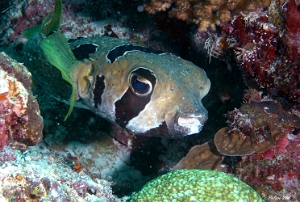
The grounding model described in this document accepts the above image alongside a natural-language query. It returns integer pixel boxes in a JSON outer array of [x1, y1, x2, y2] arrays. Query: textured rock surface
[[0, 142, 126, 201], [0, 52, 43, 151]]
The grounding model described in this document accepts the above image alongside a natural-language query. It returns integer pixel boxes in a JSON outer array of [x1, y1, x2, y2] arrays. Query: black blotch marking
[[94, 75, 105, 109], [115, 68, 156, 127], [72, 44, 98, 60], [107, 44, 164, 63]]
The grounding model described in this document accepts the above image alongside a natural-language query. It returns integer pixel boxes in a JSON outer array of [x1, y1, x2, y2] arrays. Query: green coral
[[131, 169, 263, 202]]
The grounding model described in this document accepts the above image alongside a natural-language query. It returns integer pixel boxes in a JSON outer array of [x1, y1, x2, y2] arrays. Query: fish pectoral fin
[[40, 31, 78, 120]]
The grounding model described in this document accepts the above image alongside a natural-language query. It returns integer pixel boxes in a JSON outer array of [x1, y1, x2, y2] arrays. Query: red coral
[[228, 13, 278, 86], [237, 133, 300, 200], [222, 9, 300, 108], [0, 121, 9, 150], [284, 0, 300, 34]]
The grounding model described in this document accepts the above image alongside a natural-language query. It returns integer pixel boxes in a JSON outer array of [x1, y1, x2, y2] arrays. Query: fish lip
[[176, 113, 208, 135]]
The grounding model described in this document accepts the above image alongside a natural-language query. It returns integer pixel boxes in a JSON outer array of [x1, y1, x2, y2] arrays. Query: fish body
[[22, 0, 210, 138]]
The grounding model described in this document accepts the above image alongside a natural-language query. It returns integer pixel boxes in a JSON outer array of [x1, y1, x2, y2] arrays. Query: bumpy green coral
[[131, 169, 263, 202]]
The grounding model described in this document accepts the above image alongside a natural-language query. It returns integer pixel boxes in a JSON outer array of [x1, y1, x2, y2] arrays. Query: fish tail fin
[[40, 31, 77, 121]]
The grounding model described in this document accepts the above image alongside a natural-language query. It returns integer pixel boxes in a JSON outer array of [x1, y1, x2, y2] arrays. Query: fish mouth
[[176, 113, 208, 135]]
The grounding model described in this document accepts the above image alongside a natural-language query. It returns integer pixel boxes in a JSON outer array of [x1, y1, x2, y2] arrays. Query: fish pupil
[[131, 75, 149, 94]]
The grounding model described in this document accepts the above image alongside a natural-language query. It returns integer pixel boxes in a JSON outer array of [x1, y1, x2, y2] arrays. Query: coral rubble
[[0, 0, 54, 44], [0, 52, 43, 151]]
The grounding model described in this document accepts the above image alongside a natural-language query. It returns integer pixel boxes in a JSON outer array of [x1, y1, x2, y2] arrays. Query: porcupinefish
[[22, 0, 210, 138]]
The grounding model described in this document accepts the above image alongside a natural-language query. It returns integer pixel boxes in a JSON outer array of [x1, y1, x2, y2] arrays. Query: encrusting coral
[[172, 142, 223, 170], [220, 1, 300, 109], [144, 0, 272, 31], [236, 132, 300, 200], [214, 101, 300, 156]]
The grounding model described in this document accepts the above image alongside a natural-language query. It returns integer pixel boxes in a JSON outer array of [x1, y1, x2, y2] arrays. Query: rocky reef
[[166, 0, 300, 200], [144, 0, 273, 32], [0, 0, 300, 201], [0, 142, 126, 201], [0, 52, 43, 151]]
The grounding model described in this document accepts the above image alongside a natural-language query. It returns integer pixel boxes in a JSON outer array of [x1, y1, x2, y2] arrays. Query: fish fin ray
[[41, 31, 77, 120]]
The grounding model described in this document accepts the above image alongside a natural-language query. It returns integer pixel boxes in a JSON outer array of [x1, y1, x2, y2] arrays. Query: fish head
[[124, 53, 210, 138], [76, 46, 211, 138]]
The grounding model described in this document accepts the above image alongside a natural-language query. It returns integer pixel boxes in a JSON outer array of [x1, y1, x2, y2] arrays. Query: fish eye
[[129, 73, 152, 96]]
